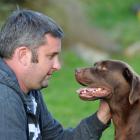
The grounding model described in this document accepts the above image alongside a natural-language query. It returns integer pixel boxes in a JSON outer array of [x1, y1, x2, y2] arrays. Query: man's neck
[[4, 58, 29, 94]]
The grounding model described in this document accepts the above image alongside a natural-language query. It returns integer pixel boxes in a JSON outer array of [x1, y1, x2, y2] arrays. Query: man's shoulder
[[0, 83, 22, 102]]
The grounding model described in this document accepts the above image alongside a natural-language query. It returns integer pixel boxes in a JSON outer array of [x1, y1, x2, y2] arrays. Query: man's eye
[[48, 55, 54, 60]]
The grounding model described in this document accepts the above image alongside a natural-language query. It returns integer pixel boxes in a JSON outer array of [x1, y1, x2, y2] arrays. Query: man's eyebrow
[[52, 52, 60, 55], [47, 52, 59, 56], [54, 52, 59, 54]]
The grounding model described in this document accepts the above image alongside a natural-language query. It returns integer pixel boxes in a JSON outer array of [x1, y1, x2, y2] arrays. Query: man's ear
[[15, 47, 31, 66], [123, 67, 140, 105]]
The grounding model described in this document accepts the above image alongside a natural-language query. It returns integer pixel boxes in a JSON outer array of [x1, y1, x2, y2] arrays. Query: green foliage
[[112, 54, 140, 74], [82, 0, 140, 48], [83, 0, 139, 28]]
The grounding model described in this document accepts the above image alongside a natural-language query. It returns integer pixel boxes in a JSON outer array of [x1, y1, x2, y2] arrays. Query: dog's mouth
[[76, 86, 111, 101]]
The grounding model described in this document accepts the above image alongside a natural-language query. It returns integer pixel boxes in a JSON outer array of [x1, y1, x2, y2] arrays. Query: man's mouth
[[47, 72, 53, 78]]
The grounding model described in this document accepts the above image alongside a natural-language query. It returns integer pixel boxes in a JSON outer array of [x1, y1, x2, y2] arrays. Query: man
[[0, 9, 111, 140]]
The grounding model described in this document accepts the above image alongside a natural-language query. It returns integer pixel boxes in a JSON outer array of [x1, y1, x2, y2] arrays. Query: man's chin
[[35, 84, 48, 90], [41, 81, 49, 88], [42, 84, 49, 89]]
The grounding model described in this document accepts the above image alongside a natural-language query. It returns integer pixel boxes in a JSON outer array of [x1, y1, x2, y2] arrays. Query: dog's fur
[[75, 60, 140, 140]]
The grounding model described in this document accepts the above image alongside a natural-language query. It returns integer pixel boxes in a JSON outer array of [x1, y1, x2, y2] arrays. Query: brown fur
[[75, 60, 140, 140]]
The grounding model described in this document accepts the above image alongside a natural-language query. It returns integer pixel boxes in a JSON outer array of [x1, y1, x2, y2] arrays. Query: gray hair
[[0, 9, 64, 59]]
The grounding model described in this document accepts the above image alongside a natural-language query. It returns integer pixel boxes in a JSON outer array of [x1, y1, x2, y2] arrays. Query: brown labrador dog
[[75, 59, 140, 140]]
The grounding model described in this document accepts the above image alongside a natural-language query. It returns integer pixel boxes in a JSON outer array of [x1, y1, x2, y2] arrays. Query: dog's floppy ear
[[123, 67, 140, 105], [129, 76, 140, 104]]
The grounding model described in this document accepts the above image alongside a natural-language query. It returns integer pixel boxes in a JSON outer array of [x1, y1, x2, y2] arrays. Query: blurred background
[[1, 0, 140, 139]]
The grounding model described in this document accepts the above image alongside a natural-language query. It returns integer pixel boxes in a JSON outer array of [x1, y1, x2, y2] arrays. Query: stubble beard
[[40, 76, 50, 89]]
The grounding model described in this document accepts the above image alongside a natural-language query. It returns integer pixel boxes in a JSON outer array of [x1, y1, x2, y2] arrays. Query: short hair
[[0, 9, 64, 59]]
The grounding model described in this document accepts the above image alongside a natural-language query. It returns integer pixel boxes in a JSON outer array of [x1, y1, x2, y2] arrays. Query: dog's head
[[75, 60, 140, 105]]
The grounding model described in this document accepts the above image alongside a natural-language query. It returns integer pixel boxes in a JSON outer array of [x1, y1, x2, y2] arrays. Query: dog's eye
[[102, 66, 108, 71], [98, 65, 108, 71]]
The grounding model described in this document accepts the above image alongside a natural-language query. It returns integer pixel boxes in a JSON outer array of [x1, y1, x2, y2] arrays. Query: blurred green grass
[[42, 50, 98, 126], [42, 50, 115, 139]]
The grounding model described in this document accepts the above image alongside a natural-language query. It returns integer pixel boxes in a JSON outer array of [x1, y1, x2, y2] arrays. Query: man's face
[[25, 34, 61, 91]]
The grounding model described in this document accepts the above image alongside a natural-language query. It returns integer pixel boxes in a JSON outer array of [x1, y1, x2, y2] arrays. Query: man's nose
[[53, 58, 61, 71]]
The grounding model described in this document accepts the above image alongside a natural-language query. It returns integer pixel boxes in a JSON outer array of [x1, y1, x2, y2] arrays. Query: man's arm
[[0, 85, 27, 140], [39, 93, 111, 140], [97, 99, 111, 124]]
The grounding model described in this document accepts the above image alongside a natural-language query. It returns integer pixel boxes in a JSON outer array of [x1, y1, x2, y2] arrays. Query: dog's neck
[[109, 99, 140, 140]]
